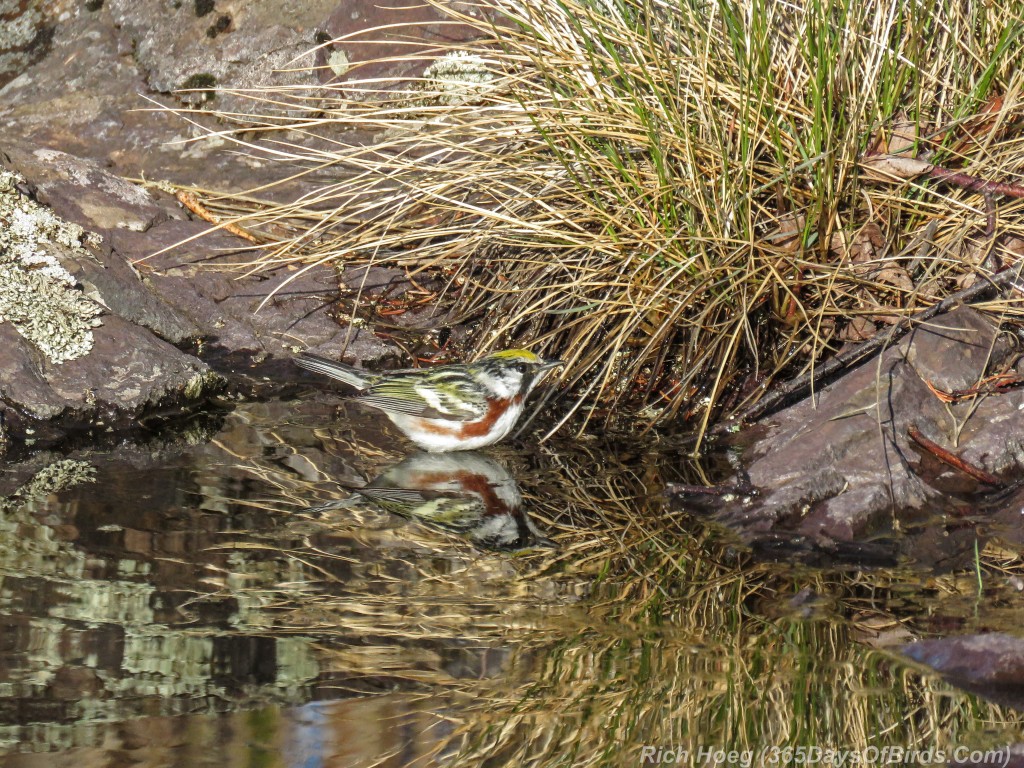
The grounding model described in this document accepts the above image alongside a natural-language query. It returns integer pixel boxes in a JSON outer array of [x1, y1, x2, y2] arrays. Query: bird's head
[[474, 349, 564, 399]]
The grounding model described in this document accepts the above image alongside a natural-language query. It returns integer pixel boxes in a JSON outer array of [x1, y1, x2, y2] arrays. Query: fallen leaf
[[859, 153, 934, 181]]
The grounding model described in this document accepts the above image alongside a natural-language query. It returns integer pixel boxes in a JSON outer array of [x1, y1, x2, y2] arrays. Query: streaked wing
[[358, 374, 487, 420], [354, 394, 436, 417], [358, 487, 429, 504]]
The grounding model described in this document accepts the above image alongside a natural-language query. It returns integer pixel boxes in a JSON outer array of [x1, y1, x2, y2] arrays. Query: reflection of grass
[[445, 529, 1024, 765], [205, 411, 1024, 764], [171, 0, 1024, 444]]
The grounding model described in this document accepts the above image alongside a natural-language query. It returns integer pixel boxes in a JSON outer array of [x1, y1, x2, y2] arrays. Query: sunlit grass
[[168, 0, 1024, 445]]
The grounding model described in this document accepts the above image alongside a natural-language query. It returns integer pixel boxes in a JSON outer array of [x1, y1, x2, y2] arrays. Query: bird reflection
[[352, 452, 554, 551]]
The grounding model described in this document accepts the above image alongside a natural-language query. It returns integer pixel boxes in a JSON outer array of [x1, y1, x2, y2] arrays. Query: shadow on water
[[0, 392, 1023, 765]]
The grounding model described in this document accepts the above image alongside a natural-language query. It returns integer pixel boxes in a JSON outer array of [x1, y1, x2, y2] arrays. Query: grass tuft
[[168, 0, 1024, 441]]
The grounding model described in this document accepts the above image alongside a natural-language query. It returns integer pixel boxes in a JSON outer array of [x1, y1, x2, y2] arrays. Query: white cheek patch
[[478, 371, 520, 399]]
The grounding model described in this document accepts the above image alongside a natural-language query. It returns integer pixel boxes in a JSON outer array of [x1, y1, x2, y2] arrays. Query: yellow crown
[[484, 349, 543, 363]]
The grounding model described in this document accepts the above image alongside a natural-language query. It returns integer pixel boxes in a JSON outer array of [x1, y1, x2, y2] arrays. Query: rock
[[0, 150, 218, 450], [0, 0, 339, 187], [0, 141, 404, 452], [106, 0, 333, 113], [316, 1, 508, 96], [0, 1, 52, 90], [682, 307, 1024, 557]]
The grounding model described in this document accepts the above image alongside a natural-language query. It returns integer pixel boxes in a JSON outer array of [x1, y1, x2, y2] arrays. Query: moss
[[180, 73, 217, 102], [194, 0, 215, 16], [206, 13, 231, 39], [84, 0, 104, 11], [181, 72, 216, 90], [0, 170, 104, 365]]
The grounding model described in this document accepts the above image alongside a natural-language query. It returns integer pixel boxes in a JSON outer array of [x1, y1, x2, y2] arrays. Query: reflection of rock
[[902, 633, 1024, 712], [0, 433, 323, 746], [355, 452, 554, 550]]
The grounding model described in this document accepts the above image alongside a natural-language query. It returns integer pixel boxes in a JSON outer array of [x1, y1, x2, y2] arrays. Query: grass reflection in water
[[0, 399, 1021, 765]]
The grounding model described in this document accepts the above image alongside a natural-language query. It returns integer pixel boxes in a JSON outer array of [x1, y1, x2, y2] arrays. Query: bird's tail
[[295, 353, 374, 390]]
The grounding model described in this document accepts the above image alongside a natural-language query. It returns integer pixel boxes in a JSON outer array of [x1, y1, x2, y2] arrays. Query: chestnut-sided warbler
[[295, 349, 564, 452]]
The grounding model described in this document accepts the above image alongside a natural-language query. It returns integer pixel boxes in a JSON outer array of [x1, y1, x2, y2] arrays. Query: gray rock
[[0, 138, 405, 452], [316, 0, 507, 96], [694, 307, 1023, 548], [0, 1, 52, 90], [0, 1, 338, 187], [0, 148, 222, 450]]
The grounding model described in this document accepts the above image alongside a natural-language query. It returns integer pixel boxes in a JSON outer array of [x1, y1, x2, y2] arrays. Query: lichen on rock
[[422, 51, 497, 106], [7, 459, 96, 504], [0, 169, 105, 364]]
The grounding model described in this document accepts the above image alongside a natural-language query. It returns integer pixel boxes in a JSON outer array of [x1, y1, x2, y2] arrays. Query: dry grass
[[169, 0, 1024, 442]]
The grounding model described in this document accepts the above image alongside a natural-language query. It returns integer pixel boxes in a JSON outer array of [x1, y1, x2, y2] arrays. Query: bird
[[294, 348, 564, 452]]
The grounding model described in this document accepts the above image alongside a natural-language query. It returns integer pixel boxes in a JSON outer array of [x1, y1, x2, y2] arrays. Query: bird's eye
[[512, 362, 529, 374]]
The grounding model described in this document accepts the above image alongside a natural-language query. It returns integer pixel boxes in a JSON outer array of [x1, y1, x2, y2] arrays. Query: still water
[[0, 392, 1022, 766]]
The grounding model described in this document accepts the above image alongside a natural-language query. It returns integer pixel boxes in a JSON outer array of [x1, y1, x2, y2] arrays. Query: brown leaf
[[886, 118, 922, 157], [859, 153, 933, 181], [770, 212, 806, 253], [874, 264, 914, 293], [850, 222, 886, 265], [839, 316, 876, 342], [949, 93, 1006, 155]]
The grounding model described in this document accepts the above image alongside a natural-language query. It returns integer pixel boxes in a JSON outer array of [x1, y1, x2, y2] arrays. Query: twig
[[137, 178, 259, 243], [927, 166, 1024, 200], [907, 424, 1002, 487], [725, 264, 1022, 428]]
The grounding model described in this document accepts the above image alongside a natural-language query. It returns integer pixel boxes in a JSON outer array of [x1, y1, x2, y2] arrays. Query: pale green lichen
[[182, 369, 222, 401], [0, 459, 96, 514], [422, 51, 497, 106], [0, 169, 104, 364], [327, 48, 349, 78]]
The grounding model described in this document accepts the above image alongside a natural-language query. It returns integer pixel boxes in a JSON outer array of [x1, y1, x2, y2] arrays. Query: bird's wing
[[356, 376, 487, 420]]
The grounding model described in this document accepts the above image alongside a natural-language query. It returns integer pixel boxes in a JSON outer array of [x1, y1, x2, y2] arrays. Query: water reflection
[[0, 398, 1021, 765], [324, 451, 554, 551]]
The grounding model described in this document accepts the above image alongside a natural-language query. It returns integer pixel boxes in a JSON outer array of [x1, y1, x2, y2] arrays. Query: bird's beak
[[539, 359, 565, 373]]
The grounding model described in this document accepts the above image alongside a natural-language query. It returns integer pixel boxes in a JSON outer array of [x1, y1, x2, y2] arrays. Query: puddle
[[0, 394, 1022, 765]]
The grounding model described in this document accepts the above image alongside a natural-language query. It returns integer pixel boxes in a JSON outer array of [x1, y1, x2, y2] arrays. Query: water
[[0, 392, 1022, 766]]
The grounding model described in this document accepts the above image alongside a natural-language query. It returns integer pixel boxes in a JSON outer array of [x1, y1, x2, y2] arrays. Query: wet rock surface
[[0, 0, 481, 453], [0, 142, 400, 452], [677, 306, 1024, 559]]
